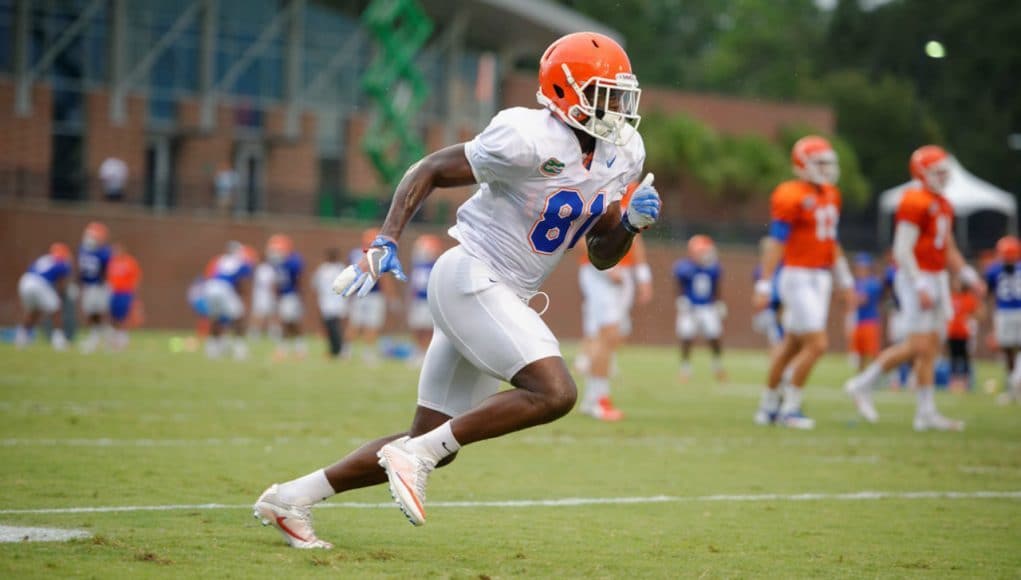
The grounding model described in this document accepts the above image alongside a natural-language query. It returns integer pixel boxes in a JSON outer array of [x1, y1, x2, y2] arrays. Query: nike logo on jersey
[[606, 155, 617, 168]]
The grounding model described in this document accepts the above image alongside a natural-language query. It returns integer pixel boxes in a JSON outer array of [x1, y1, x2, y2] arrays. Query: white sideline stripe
[[2, 490, 1019, 515]]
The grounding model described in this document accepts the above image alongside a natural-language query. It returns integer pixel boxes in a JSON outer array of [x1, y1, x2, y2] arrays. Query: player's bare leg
[[844, 339, 916, 422], [709, 338, 726, 382], [910, 333, 964, 431], [998, 347, 1020, 404], [16, 311, 41, 348], [755, 335, 801, 425], [580, 325, 623, 421], [678, 338, 694, 382], [775, 331, 827, 429]]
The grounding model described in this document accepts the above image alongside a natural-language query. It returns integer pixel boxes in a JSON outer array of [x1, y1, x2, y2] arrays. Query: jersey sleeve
[[464, 111, 538, 185], [770, 184, 801, 224], [986, 264, 999, 289], [895, 191, 928, 227]]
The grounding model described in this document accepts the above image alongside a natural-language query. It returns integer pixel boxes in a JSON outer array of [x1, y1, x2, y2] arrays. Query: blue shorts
[[110, 292, 134, 322]]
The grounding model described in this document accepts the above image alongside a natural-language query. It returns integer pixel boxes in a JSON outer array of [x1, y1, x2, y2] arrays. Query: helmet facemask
[[920, 159, 951, 195], [797, 150, 840, 186], [562, 65, 641, 146]]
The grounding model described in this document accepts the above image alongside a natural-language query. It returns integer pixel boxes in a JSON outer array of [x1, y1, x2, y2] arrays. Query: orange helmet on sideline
[[791, 136, 839, 186], [413, 234, 442, 262], [82, 221, 109, 249], [536, 32, 641, 145], [266, 234, 293, 262], [997, 236, 1021, 263], [49, 242, 71, 261], [910, 145, 952, 195], [688, 234, 717, 266]]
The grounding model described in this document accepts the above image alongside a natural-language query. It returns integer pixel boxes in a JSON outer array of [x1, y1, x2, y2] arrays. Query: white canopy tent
[[877, 157, 1018, 252]]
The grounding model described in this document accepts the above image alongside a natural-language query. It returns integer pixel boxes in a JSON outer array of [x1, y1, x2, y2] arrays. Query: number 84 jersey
[[771, 180, 842, 269], [452, 107, 645, 294]]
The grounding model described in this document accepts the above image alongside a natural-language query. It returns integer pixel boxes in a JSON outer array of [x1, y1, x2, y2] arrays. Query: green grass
[[1, 332, 1020, 578]]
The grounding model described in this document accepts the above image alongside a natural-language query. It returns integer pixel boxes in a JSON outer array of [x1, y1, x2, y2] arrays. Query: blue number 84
[[528, 189, 606, 254]]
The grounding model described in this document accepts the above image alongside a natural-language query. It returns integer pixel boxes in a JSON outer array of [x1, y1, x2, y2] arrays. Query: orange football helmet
[[266, 234, 293, 262], [910, 145, 951, 194], [688, 234, 717, 266], [413, 234, 442, 262], [792, 136, 839, 186], [536, 32, 641, 145], [49, 242, 71, 261], [997, 236, 1021, 263]]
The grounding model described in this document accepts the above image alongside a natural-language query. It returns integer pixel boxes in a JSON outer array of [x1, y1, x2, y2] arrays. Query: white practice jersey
[[313, 261, 347, 317], [453, 107, 645, 294], [253, 263, 276, 298]]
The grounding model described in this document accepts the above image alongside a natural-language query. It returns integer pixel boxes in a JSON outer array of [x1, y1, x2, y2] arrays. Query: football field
[[1, 333, 1020, 578]]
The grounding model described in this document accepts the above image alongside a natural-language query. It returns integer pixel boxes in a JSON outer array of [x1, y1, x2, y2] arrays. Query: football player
[[674, 234, 726, 382], [255, 32, 658, 546], [77, 222, 112, 353], [344, 228, 398, 363], [249, 255, 278, 341], [106, 243, 142, 351], [753, 136, 856, 429], [849, 253, 883, 371], [16, 243, 72, 350], [986, 236, 1021, 404], [202, 241, 254, 359], [267, 234, 306, 360], [844, 146, 984, 430], [407, 234, 442, 367], [576, 250, 627, 421], [313, 248, 348, 359]]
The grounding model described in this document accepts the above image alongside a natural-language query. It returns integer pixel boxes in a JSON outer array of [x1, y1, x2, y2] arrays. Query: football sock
[[760, 388, 781, 412], [916, 385, 936, 416], [584, 376, 610, 408], [278, 468, 335, 506], [858, 362, 883, 390], [408, 421, 461, 465], [779, 384, 804, 415]]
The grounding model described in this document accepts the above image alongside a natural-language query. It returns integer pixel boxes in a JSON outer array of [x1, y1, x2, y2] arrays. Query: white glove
[[333, 235, 407, 298], [622, 173, 660, 233]]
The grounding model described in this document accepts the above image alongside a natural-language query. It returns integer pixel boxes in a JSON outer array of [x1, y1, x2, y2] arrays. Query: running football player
[[255, 32, 658, 547]]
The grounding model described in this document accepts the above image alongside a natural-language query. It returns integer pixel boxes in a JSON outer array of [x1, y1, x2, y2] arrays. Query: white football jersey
[[453, 107, 645, 293]]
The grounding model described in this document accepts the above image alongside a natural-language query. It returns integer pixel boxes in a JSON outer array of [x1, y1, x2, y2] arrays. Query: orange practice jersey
[[108, 254, 142, 293], [947, 290, 978, 340], [895, 187, 953, 272], [771, 180, 842, 269]]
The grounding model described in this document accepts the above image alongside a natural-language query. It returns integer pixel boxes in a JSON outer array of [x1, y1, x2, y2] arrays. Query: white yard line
[[1, 490, 1019, 515], [0, 525, 91, 543]]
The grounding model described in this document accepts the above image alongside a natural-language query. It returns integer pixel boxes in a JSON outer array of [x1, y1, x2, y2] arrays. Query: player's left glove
[[332, 235, 407, 298], [622, 173, 660, 233]]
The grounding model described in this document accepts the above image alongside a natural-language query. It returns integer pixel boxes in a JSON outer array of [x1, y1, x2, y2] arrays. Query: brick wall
[[175, 98, 234, 209], [84, 89, 147, 202], [0, 204, 852, 351], [0, 78, 52, 199], [265, 108, 318, 214]]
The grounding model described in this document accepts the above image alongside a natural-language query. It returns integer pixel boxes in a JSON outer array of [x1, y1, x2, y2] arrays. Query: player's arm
[[945, 235, 984, 297], [832, 245, 857, 311], [754, 236, 784, 310], [587, 174, 660, 270], [380, 145, 476, 242]]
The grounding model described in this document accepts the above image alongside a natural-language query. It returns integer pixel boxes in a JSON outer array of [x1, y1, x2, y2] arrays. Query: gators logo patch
[[540, 157, 565, 177]]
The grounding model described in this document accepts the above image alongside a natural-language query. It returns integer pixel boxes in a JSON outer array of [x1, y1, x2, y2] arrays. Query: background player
[[849, 253, 883, 371], [106, 243, 142, 351], [674, 234, 726, 382], [250, 255, 278, 341], [345, 228, 396, 363], [267, 234, 306, 361], [946, 275, 982, 391], [255, 31, 658, 546], [576, 251, 627, 421], [16, 243, 72, 350], [844, 146, 983, 430], [77, 221, 112, 353], [986, 236, 1021, 403], [313, 248, 347, 359], [753, 136, 856, 429], [202, 241, 253, 360], [407, 234, 441, 367]]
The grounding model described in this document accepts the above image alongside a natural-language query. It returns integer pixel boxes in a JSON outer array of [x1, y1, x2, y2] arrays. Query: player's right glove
[[622, 173, 660, 233], [332, 235, 407, 298]]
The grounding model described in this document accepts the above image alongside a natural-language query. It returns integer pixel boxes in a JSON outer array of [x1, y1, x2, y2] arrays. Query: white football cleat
[[377, 436, 434, 526], [253, 484, 333, 549], [913, 412, 965, 432], [844, 379, 879, 423], [778, 411, 815, 430]]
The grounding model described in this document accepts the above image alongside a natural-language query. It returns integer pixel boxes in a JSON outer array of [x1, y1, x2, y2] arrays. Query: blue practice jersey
[[29, 254, 71, 286], [409, 259, 435, 300], [855, 276, 883, 323], [273, 253, 303, 295], [212, 254, 253, 288], [986, 261, 1021, 310], [674, 259, 720, 306], [349, 248, 381, 294], [78, 245, 111, 285]]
